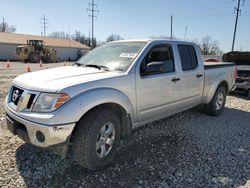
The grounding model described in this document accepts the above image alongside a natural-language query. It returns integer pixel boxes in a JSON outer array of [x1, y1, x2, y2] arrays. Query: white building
[[0, 32, 90, 61]]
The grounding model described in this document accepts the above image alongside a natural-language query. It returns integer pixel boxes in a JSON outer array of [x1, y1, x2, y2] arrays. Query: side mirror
[[145, 62, 164, 74]]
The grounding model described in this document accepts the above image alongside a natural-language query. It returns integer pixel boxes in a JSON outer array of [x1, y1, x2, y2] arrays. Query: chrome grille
[[9, 86, 39, 112], [11, 86, 24, 105]]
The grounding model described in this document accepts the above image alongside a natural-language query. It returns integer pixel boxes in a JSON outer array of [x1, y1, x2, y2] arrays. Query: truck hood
[[13, 66, 122, 92]]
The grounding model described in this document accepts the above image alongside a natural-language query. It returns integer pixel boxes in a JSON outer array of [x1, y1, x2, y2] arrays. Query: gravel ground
[[0, 61, 249, 187]]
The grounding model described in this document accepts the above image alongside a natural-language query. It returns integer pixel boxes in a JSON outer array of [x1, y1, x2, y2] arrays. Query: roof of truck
[[111, 39, 197, 45]]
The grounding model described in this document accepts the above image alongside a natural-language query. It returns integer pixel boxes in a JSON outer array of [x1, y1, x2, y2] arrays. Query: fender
[[38, 87, 136, 125], [71, 87, 135, 123], [204, 78, 228, 104]]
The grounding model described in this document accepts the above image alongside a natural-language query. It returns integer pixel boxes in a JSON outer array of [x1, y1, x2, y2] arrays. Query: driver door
[[136, 43, 181, 123]]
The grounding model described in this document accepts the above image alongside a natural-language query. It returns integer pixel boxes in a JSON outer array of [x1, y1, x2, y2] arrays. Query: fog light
[[36, 131, 45, 143]]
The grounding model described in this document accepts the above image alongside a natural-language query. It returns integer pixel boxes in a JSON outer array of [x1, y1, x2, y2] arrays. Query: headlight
[[32, 93, 70, 112]]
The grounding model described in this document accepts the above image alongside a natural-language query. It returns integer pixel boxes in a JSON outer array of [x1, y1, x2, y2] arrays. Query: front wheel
[[204, 86, 227, 116], [29, 52, 40, 63], [72, 108, 121, 170]]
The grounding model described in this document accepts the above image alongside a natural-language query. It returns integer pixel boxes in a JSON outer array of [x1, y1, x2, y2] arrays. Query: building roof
[[0, 32, 90, 49]]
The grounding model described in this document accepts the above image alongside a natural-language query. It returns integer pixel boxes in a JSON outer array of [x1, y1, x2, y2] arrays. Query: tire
[[72, 107, 121, 170], [29, 52, 40, 63], [248, 90, 250, 100], [48, 54, 57, 63], [204, 86, 227, 116]]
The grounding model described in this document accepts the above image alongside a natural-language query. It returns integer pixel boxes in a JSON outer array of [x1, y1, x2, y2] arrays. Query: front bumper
[[5, 104, 75, 156]]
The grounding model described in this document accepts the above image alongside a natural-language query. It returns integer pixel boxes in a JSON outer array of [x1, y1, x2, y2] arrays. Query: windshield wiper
[[72, 62, 82, 66], [73, 63, 110, 71], [85, 64, 110, 71]]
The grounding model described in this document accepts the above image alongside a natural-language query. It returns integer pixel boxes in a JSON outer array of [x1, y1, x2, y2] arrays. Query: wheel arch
[[71, 102, 132, 143], [68, 88, 135, 142], [205, 80, 229, 104], [218, 80, 229, 94]]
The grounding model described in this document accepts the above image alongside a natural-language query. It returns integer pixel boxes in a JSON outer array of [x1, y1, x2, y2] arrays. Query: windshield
[[76, 42, 147, 71]]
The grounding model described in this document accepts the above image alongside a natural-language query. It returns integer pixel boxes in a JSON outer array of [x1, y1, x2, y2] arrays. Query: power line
[[87, 0, 99, 47], [40, 15, 49, 37], [232, 0, 245, 51]]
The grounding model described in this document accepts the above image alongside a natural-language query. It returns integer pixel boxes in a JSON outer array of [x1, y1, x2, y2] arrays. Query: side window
[[140, 44, 175, 75], [178, 45, 198, 71]]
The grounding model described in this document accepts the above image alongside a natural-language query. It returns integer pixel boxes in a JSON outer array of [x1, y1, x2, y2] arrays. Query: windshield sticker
[[119, 53, 138, 58]]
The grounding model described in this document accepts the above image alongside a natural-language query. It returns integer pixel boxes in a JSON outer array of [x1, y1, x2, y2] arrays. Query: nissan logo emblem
[[12, 90, 20, 102]]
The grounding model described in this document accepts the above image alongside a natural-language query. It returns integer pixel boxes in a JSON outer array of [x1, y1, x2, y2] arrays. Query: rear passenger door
[[177, 44, 204, 108]]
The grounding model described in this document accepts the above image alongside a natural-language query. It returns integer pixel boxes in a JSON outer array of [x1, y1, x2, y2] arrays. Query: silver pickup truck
[[5, 39, 236, 170]]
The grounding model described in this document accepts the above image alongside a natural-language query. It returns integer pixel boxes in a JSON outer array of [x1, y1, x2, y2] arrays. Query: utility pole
[[170, 15, 173, 39], [232, 0, 245, 51], [2, 17, 5, 32], [40, 15, 49, 37], [68, 23, 71, 40], [68, 23, 71, 60], [87, 0, 99, 47], [184, 26, 188, 41], [75, 30, 80, 42], [88, 29, 91, 46]]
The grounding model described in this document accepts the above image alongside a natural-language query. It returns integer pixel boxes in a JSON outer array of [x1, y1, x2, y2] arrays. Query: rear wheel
[[72, 108, 121, 170], [204, 86, 227, 116], [29, 52, 40, 63], [43, 54, 57, 63], [48, 54, 57, 63]]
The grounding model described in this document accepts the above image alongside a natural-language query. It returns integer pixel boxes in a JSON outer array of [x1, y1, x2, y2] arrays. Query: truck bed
[[202, 62, 236, 104], [204, 62, 235, 69]]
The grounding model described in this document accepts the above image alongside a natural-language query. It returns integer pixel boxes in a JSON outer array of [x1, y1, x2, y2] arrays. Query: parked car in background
[[203, 55, 222, 62], [204, 58, 219, 62], [235, 64, 250, 99], [223, 51, 250, 99], [77, 49, 87, 59]]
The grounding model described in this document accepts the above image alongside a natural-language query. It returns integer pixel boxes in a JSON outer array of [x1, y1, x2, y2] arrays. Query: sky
[[1, 0, 250, 52]]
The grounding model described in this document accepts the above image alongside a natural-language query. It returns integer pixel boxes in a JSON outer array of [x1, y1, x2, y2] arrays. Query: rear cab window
[[178, 45, 198, 71]]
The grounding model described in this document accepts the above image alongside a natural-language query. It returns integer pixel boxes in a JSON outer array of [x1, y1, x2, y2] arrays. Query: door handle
[[196, 74, 203, 78], [171, 77, 180, 82]]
